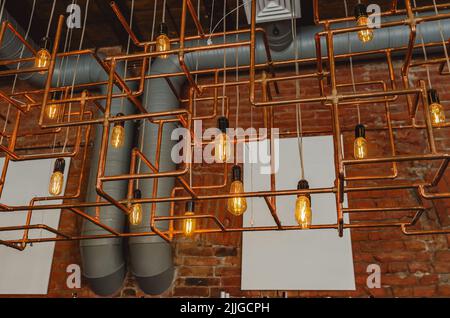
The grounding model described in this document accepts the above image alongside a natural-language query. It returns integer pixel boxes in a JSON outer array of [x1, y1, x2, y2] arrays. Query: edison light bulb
[[354, 124, 368, 159], [35, 37, 51, 74], [49, 158, 65, 196], [183, 201, 196, 236], [354, 4, 373, 43], [156, 23, 170, 59], [227, 165, 247, 216], [428, 89, 446, 126], [111, 113, 125, 148], [294, 179, 312, 229], [46, 92, 61, 120], [215, 116, 230, 162], [129, 189, 143, 226]]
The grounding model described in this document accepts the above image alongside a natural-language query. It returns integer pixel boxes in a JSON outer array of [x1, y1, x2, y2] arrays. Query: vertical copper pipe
[[39, 15, 65, 127], [419, 80, 437, 154]]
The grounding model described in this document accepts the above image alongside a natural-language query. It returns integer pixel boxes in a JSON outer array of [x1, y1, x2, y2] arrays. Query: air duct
[[0, 11, 136, 296]]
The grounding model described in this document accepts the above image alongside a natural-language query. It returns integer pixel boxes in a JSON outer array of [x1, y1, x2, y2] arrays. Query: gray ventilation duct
[[0, 11, 136, 296], [1, 8, 449, 296]]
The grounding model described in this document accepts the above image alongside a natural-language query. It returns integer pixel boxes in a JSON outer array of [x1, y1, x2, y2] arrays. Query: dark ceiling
[[3, 0, 446, 52]]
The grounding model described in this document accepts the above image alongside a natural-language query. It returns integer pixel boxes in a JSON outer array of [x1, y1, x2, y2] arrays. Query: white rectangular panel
[[0, 158, 70, 294], [242, 136, 355, 290]]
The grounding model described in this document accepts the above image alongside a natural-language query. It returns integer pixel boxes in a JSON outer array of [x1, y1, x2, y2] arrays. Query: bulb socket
[[51, 91, 63, 101], [297, 179, 311, 199], [217, 116, 229, 133], [354, 3, 368, 19], [297, 179, 309, 190], [355, 124, 366, 139], [114, 112, 125, 127], [53, 158, 65, 173], [231, 165, 242, 182], [185, 200, 195, 213], [134, 189, 142, 199], [39, 36, 51, 51], [158, 22, 168, 36], [427, 88, 440, 105]]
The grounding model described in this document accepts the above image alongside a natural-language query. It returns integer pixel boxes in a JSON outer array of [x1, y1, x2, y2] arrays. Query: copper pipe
[[344, 81, 398, 181], [186, 0, 205, 37], [110, 1, 140, 46]]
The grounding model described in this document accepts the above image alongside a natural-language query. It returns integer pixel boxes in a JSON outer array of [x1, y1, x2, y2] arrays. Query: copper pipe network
[[1, 0, 450, 249]]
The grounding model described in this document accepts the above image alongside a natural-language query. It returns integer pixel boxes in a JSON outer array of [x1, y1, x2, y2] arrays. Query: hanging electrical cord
[[413, 0, 433, 89], [56, 0, 77, 88], [432, 0, 450, 76], [344, 0, 361, 124], [41, 0, 58, 240], [208, 0, 215, 36], [45, 0, 57, 39], [51, 0, 78, 154], [0, 0, 5, 23], [234, 0, 240, 165], [290, 0, 305, 180], [221, 0, 227, 117], [0, 0, 36, 146], [248, 84, 254, 226], [137, 0, 158, 187], [193, 0, 201, 119], [119, 0, 135, 113], [59, 0, 77, 88], [62, 0, 90, 154], [162, 0, 167, 23], [207, 0, 250, 43], [234, 0, 239, 124], [190, 0, 202, 190]]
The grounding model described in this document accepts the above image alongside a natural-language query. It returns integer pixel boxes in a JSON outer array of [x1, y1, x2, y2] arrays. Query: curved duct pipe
[[0, 11, 136, 296], [1, 8, 449, 295], [78, 64, 136, 296], [132, 11, 450, 294]]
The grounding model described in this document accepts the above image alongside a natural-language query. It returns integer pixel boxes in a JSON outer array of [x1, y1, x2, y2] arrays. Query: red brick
[[178, 266, 214, 277], [221, 276, 241, 287], [373, 252, 417, 263], [419, 274, 440, 285], [404, 240, 427, 251], [437, 285, 450, 296], [184, 277, 220, 287], [382, 274, 417, 286], [408, 262, 432, 273], [173, 287, 209, 297], [215, 266, 241, 276], [435, 250, 450, 262], [222, 256, 240, 266], [177, 246, 214, 257], [392, 287, 414, 297], [367, 287, 393, 298], [413, 286, 437, 297], [183, 256, 222, 266], [387, 262, 409, 273], [434, 262, 450, 273]]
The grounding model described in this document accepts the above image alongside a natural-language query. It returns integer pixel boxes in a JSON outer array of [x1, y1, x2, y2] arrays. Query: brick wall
[[2, 54, 450, 298]]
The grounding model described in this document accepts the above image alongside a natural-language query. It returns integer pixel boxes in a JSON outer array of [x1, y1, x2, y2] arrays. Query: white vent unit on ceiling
[[243, 0, 301, 23]]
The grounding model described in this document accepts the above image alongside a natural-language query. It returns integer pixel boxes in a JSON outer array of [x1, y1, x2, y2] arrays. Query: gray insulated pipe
[[0, 11, 136, 296], [132, 10, 450, 294]]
